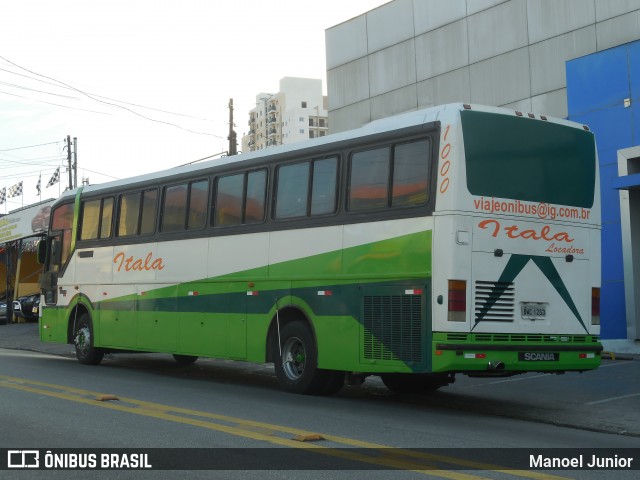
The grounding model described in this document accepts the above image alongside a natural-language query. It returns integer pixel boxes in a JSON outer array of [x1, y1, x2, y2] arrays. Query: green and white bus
[[38, 103, 602, 395]]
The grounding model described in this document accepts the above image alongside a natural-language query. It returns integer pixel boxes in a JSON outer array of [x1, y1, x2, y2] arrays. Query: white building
[[242, 77, 328, 153]]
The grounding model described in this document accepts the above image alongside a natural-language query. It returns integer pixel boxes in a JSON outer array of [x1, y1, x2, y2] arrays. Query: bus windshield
[[462, 110, 596, 208]]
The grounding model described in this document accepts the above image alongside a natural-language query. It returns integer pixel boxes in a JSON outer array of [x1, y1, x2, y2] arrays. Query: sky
[[0, 0, 388, 213]]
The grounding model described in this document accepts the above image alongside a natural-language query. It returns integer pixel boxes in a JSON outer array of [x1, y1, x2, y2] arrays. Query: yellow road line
[[0, 374, 570, 480]]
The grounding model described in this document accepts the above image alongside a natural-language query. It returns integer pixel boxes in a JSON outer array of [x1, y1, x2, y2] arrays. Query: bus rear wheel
[[74, 313, 104, 365], [274, 321, 343, 395], [380, 373, 453, 394]]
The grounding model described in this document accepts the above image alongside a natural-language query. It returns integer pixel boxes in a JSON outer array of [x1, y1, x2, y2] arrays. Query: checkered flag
[[36, 175, 42, 196], [0, 187, 5, 205], [8, 181, 23, 198], [47, 167, 60, 188]]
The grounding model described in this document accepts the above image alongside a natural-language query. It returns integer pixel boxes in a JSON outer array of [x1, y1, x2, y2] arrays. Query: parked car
[[12, 293, 40, 322], [0, 298, 8, 325]]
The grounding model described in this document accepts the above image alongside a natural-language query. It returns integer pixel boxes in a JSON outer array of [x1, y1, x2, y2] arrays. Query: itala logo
[[113, 252, 165, 273], [478, 219, 574, 243]]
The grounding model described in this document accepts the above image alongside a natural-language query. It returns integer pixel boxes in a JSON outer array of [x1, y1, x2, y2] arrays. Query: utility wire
[[79, 167, 120, 180], [0, 89, 113, 115], [0, 55, 224, 138], [0, 66, 218, 123], [0, 141, 60, 152]]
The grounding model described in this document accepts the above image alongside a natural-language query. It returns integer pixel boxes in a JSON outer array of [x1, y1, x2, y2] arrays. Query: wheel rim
[[75, 324, 91, 356], [282, 336, 306, 381]]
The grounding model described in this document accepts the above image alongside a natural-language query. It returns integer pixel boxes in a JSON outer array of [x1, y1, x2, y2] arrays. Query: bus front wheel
[[274, 321, 343, 395], [74, 313, 104, 365]]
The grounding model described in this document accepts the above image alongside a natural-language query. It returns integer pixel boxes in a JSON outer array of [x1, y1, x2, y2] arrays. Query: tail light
[[448, 280, 466, 322], [591, 288, 600, 325]]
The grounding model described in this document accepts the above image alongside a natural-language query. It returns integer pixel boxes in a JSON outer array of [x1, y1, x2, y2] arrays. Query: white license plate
[[521, 303, 546, 319]]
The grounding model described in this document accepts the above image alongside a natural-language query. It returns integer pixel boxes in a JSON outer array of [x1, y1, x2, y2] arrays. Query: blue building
[[568, 40, 640, 349]]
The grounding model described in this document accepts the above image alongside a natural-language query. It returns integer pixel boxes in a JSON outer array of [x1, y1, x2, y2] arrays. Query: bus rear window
[[462, 110, 596, 208]]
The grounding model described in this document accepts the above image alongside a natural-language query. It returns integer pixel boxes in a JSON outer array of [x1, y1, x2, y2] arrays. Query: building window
[[300, 129, 304, 134], [302, 101, 307, 108]]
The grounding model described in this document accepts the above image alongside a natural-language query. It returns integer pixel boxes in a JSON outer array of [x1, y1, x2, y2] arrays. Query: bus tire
[[274, 321, 339, 395], [380, 373, 451, 394], [173, 354, 198, 366], [74, 313, 104, 366]]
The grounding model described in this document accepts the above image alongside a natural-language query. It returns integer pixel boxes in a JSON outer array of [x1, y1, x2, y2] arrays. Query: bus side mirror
[[37, 239, 47, 265]]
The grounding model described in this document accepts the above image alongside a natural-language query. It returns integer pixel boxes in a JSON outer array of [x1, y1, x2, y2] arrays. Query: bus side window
[[391, 139, 430, 207], [80, 199, 101, 240], [187, 180, 209, 230], [117, 192, 141, 237], [244, 170, 266, 224], [140, 189, 157, 235], [349, 147, 390, 211], [214, 174, 244, 226], [310, 157, 338, 216], [276, 162, 310, 219], [162, 184, 188, 232], [100, 198, 114, 238]]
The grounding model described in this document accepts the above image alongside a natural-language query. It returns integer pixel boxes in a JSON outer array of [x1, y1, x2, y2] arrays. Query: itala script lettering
[[478, 219, 574, 243], [113, 251, 165, 272]]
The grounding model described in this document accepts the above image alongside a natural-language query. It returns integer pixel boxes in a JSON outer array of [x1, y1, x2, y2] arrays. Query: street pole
[[73, 137, 78, 189], [66, 135, 72, 190], [228, 99, 237, 156]]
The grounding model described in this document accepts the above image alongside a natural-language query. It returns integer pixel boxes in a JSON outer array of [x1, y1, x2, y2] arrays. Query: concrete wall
[[326, 0, 640, 133]]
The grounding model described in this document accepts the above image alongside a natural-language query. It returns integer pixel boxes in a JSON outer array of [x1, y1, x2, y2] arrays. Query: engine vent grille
[[475, 280, 515, 322], [363, 295, 422, 362]]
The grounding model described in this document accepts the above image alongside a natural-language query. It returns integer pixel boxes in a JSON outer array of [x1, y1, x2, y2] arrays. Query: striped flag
[[36, 174, 42, 196]]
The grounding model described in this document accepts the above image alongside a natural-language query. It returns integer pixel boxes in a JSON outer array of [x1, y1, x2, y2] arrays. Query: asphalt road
[[0, 323, 639, 479], [1, 347, 639, 479], [1, 323, 638, 436]]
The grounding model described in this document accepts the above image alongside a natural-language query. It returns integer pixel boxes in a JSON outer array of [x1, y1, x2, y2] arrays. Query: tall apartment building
[[242, 77, 329, 153]]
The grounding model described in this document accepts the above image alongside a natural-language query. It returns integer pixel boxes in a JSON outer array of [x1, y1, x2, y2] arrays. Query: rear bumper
[[432, 332, 602, 373]]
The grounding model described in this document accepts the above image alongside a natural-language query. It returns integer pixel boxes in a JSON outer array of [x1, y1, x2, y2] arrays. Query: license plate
[[519, 352, 559, 361], [521, 303, 546, 319]]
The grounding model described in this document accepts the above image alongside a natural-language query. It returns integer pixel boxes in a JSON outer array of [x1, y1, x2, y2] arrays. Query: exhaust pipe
[[488, 361, 505, 371]]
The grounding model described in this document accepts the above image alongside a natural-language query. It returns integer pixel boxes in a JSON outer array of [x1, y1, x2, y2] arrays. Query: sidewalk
[[1, 321, 639, 438]]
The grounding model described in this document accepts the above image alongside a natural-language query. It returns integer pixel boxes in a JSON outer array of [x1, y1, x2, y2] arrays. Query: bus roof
[[56, 103, 588, 203]]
